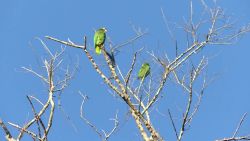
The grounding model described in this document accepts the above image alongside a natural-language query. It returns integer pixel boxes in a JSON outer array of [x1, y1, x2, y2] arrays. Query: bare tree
[[0, 40, 77, 141], [1, 1, 250, 141]]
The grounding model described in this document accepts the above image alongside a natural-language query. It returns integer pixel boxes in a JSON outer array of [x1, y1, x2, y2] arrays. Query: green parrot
[[94, 27, 107, 55], [138, 63, 150, 79]]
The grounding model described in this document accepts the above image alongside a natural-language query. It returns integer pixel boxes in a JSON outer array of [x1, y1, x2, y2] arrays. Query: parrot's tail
[[95, 46, 101, 55]]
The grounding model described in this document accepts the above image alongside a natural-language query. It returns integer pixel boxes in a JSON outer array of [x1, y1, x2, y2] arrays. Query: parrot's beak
[[102, 27, 107, 32]]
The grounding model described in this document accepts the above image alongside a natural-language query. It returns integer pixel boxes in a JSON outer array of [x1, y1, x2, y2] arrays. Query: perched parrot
[[94, 27, 107, 55], [138, 63, 150, 79]]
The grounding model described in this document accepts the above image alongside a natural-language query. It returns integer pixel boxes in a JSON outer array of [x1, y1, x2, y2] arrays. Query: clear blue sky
[[1, 0, 250, 141]]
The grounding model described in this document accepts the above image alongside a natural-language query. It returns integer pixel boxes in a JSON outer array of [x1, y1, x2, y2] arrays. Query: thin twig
[[103, 111, 119, 141], [79, 92, 103, 140], [168, 109, 178, 140], [233, 113, 248, 138], [112, 32, 147, 51], [22, 67, 48, 83]]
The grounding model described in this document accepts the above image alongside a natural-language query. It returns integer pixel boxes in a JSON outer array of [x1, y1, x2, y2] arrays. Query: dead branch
[[215, 135, 250, 141], [233, 113, 248, 138], [0, 119, 15, 141], [4, 40, 75, 141], [79, 92, 119, 141], [46, 35, 163, 141], [216, 113, 250, 141], [8, 122, 41, 140], [168, 109, 178, 140], [111, 31, 147, 52]]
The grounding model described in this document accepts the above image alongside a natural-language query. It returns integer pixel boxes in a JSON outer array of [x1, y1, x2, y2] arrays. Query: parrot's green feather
[[138, 63, 150, 79], [94, 28, 106, 55]]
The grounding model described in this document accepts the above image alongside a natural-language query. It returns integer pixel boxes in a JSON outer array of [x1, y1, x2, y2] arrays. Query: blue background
[[0, 0, 250, 140]]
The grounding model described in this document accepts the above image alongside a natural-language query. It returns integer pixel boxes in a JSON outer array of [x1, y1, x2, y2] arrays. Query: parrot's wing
[[145, 66, 150, 77], [94, 30, 106, 46], [138, 63, 150, 79], [138, 67, 145, 79], [98, 32, 106, 45], [94, 30, 105, 55]]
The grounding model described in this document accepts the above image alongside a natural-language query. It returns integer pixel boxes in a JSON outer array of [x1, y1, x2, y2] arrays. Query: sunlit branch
[[8, 122, 41, 140], [0, 119, 15, 141]]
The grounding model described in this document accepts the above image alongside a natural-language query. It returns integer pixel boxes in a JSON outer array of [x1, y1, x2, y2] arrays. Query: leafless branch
[[233, 113, 248, 138], [80, 92, 119, 141], [215, 135, 250, 141], [112, 32, 147, 52], [44, 3, 250, 140], [168, 109, 178, 140], [125, 50, 140, 88], [187, 78, 207, 124], [21, 67, 48, 83], [26, 96, 44, 138], [8, 122, 41, 140], [79, 92, 103, 140], [28, 95, 45, 106], [142, 66, 170, 115], [216, 113, 250, 141], [0, 119, 15, 141], [177, 68, 194, 141], [4, 40, 75, 141], [46, 35, 162, 141], [102, 111, 119, 141]]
